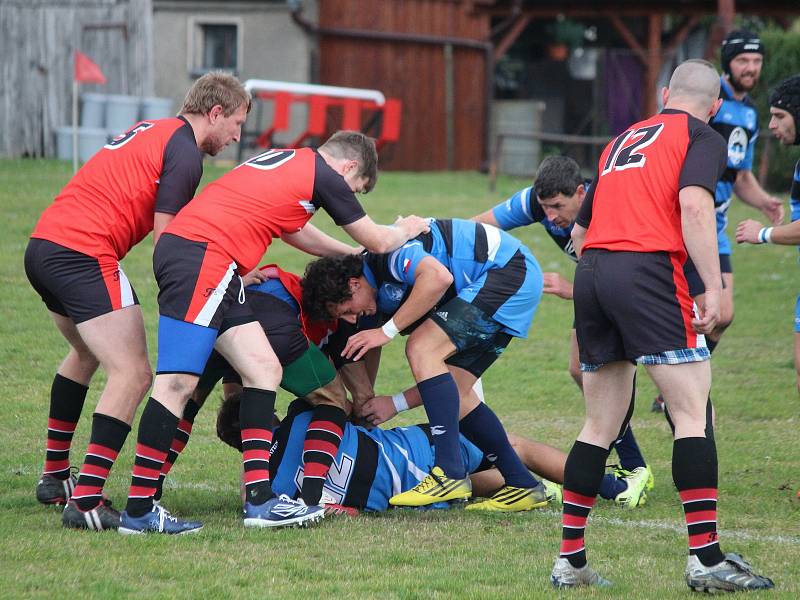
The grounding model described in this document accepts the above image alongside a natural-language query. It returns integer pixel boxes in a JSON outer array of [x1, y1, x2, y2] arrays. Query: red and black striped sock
[[43, 374, 88, 480], [301, 404, 346, 505], [240, 388, 276, 506], [125, 398, 178, 518], [154, 399, 200, 502], [673, 436, 725, 567], [71, 413, 130, 511], [560, 440, 609, 568]]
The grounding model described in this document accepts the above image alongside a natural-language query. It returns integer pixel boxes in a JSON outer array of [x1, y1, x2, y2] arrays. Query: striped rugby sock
[[560, 440, 609, 568], [125, 398, 178, 518], [240, 388, 276, 506], [673, 436, 725, 567], [154, 399, 200, 502], [43, 374, 88, 480], [301, 404, 346, 505], [72, 413, 130, 511]]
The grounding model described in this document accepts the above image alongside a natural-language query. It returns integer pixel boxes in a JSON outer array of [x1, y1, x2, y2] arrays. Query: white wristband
[[391, 392, 409, 413], [758, 227, 773, 244], [381, 318, 400, 339]]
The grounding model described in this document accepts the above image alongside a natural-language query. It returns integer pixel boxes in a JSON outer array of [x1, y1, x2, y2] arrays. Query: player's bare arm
[[281, 222, 360, 256], [470, 209, 500, 227], [734, 169, 785, 224], [680, 185, 722, 334], [570, 223, 588, 257], [342, 256, 453, 361], [342, 214, 429, 254], [736, 218, 800, 245], [542, 272, 574, 299], [153, 212, 175, 245]]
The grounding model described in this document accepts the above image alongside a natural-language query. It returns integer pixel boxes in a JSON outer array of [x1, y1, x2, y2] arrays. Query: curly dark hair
[[301, 254, 365, 322], [533, 155, 584, 200], [216, 392, 243, 452]]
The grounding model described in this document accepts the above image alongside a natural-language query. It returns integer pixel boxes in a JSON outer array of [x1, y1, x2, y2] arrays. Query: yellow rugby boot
[[389, 466, 472, 507], [466, 482, 550, 512]]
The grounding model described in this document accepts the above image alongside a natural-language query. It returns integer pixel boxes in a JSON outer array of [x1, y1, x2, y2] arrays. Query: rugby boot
[[613, 466, 649, 509], [613, 463, 654, 492], [62, 499, 120, 531], [118, 504, 202, 535], [466, 482, 549, 512], [36, 472, 77, 505], [319, 490, 359, 518], [550, 558, 612, 588], [542, 479, 563, 504], [685, 553, 774, 592], [243, 494, 325, 528], [389, 466, 472, 507]]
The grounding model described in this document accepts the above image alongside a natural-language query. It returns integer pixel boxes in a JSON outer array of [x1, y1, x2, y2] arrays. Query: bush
[[752, 25, 800, 193]]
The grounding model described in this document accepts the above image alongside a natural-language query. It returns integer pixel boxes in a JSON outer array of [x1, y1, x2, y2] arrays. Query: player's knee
[[239, 351, 282, 388]]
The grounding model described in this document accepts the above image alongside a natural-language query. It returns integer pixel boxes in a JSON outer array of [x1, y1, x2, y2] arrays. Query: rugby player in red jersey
[[550, 60, 773, 592], [25, 72, 250, 531], [117, 131, 430, 533]]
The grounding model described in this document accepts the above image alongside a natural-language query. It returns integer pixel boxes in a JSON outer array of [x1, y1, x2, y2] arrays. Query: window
[[188, 17, 243, 76]]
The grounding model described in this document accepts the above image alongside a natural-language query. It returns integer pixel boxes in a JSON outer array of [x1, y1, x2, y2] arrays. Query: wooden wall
[[318, 1, 490, 171], [1, 0, 153, 158]]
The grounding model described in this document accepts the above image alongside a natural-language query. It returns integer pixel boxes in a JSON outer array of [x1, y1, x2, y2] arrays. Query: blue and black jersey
[[710, 76, 760, 254], [362, 217, 542, 338], [269, 400, 485, 512], [490, 182, 591, 262]]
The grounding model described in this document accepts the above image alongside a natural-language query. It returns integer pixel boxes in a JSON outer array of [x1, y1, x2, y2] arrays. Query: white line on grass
[[540, 509, 800, 545]]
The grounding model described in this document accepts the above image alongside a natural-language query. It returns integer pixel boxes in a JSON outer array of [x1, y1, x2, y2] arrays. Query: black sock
[[560, 441, 609, 568], [154, 399, 201, 502], [673, 436, 725, 567], [125, 398, 178, 518], [418, 373, 465, 479], [43, 374, 89, 479], [240, 388, 276, 505], [301, 404, 346, 505], [72, 413, 130, 511]]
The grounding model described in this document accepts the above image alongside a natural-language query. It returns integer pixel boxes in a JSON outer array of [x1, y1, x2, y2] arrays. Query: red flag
[[73, 50, 106, 85]]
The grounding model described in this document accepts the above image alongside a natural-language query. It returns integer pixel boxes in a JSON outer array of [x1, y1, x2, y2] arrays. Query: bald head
[[664, 59, 721, 120]]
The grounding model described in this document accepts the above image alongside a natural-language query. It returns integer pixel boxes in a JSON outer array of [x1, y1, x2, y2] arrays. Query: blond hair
[[180, 72, 251, 117]]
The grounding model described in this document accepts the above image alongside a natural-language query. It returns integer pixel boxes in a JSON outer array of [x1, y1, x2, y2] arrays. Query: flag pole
[[72, 79, 79, 174]]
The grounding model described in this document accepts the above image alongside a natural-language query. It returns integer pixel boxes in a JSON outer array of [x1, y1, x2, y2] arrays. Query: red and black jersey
[[31, 117, 202, 259], [577, 109, 726, 261], [165, 148, 366, 274], [261, 264, 338, 346]]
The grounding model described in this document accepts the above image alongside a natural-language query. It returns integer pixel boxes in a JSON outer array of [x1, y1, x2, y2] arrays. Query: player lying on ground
[[471, 155, 652, 507], [302, 220, 553, 511], [215, 396, 625, 513]]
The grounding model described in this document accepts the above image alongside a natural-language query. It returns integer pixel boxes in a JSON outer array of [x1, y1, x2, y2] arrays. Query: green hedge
[[752, 26, 800, 193]]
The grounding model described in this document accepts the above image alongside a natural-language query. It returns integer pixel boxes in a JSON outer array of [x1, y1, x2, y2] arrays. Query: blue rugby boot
[[243, 494, 324, 528], [118, 504, 203, 535]]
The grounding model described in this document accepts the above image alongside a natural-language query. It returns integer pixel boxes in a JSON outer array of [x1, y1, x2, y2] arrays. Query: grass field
[[1, 159, 798, 599]]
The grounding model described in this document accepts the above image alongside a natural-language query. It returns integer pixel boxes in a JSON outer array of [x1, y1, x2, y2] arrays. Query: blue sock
[[614, 425, 647, 470], [418, 373, 465, 479], [598, 473, 627, 500], [459, 403, 538, 488]]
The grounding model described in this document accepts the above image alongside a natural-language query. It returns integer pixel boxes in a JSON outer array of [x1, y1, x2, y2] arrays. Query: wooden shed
[[300, 1, 491, 171], [1, 0, 153, 158]]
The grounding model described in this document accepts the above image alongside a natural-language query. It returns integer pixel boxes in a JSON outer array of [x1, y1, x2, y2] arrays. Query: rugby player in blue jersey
[[692, 31, 784, 359], [471, 156, 652, 508], [301, 218, 549, 510], [736, 75, 800, 405]]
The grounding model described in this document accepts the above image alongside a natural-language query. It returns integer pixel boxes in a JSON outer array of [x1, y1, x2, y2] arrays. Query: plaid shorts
[[581, 346, 710, 372]]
